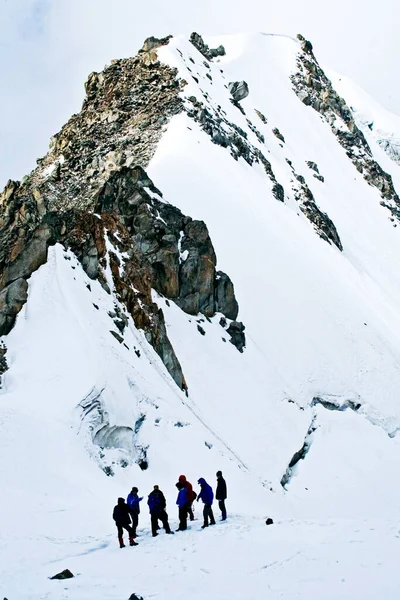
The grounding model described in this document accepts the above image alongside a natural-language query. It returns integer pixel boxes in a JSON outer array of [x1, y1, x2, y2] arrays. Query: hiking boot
[[118, 537, 125, 548], [129, 537, 138, 546], [152, 532, 158, 537], [201, 524, 208, 529], [166, 531, 175, 535]]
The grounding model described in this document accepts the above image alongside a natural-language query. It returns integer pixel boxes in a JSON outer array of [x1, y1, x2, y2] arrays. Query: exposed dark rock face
[[95, 166, 243, 345], [185, 95, 284, 210], [281, 415, 317, 488], [272, 128, 285, 143], [254, 109, 267, 124], [246, 119, 265, 144], [189, 32, 226, 61], [307, 161, 324, 183], [0, 38, 246, 392], [14, 46, 184, 214], [228, 81, 249, 102], [215, 272, 239, 320], [287, 161, 343, 250], [311, 395, 362, 412], [0, 279, 28, 336], [306, 161, 319, 173], [292, 37, 400, 222]]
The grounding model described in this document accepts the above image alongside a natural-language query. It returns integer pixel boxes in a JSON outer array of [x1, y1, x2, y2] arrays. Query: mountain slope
[[1, 31, 400, 599]]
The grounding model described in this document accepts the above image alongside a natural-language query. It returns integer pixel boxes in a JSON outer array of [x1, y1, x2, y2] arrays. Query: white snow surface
[[2, 32, 400, 599]]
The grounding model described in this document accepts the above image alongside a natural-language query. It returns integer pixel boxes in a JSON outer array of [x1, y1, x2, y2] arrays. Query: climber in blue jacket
[[197, 477, 216, 528], [126, 486, 143, 538], [176, 481, 188, 531]]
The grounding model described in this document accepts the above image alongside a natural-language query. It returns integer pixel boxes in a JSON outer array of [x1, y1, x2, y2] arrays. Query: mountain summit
[[1, 32, 400, 599]]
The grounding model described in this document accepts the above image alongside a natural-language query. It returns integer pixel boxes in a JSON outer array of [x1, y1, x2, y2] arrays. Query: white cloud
[[0, 0, 398, 188]]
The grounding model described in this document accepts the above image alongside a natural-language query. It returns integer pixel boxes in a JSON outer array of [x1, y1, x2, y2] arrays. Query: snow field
[[2, 32, 400, 599]]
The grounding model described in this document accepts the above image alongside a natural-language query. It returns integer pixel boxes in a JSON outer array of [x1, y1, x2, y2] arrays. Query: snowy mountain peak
[[2, 31, 400, 599]]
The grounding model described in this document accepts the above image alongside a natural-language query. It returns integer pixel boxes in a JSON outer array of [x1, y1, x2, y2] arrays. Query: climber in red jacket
[[178, 474, 196, 521]]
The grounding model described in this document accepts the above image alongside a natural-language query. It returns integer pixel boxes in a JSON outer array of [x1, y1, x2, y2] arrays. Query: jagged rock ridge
[[292, 35, 400, 222], [0, 36, 246, 392]]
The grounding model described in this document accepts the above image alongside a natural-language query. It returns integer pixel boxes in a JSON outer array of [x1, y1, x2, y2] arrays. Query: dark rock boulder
[[272, 183, 285, 202], [228, 81, 249, 102], [50, 569, 74, 580], [227, 321, 246, 352]]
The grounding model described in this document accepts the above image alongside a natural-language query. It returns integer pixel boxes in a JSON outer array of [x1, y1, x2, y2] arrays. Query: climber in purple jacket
[[197, 477, 216, 528], [176, 481, 188, 531]]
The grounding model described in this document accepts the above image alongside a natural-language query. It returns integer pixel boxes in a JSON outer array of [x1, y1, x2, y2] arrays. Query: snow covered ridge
[[2, 31, 400, 599]]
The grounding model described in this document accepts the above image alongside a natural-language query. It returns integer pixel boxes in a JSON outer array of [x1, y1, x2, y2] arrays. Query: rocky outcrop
[[189, 32, 226, 61], [306, 161, 324, 182], [272, 128, 285, 143], [95, 166, 242, 336], [13, 45, 184, 214], [0, 279, 29, 336], [281, 415, 317, 488], [292, 36, 400, 222], [185, 95, 284, 208], [0, 37, 247, 391], [287, 160, 343, 250]]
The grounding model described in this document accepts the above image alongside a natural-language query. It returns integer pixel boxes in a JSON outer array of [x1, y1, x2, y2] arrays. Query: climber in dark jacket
[[178, 474, 196, 521], [113, 497, 138, 548], [147, 485, 173, 537], [216, 470, 227, 520], [197, 477, 216, 528], [176, 481, 188, 531], [126, 486, 143, 538]]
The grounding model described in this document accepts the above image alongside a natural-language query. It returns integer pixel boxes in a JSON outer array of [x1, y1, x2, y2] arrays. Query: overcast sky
[[0, 0, 397, 188]]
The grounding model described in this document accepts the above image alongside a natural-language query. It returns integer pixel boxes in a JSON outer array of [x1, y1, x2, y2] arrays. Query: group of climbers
[[112, 471, 228, 548]]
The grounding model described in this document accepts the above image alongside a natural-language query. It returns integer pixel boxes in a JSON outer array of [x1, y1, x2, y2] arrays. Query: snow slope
[[2, 32, 400, 599]]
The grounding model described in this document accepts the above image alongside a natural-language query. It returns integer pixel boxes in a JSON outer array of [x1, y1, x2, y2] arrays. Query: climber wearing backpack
[[178, 474, 196, 521], [147, 485, 174, 537], [197, 477, 216, 528], [126, 486, 143, 538], [112, 497, 139, 548]]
